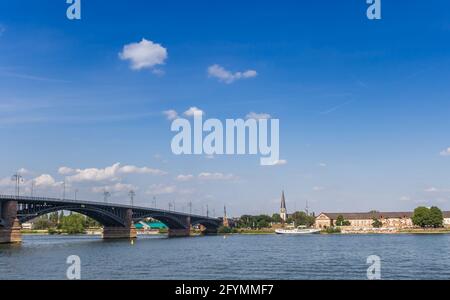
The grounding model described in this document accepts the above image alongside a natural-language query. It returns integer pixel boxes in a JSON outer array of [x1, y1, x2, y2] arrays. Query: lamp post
[[30, 180, 35, 197], [128, 190, 135, 207], [62, 178, 66, 200], [74, 188, 79, 201], [103, 190, 111, 204], [11, 174, 24, 199]]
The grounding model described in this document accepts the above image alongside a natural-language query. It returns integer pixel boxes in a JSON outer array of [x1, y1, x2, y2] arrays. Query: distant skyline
[[1, 1, 450, 217]]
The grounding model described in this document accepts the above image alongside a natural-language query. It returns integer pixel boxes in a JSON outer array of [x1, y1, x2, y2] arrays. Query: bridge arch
[[18, 205, 126, 227], [133, 213, 189, 230]]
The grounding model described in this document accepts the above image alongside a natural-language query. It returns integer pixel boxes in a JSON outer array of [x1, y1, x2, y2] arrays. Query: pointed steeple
[[281, 191, 286, 209], [280, 191, 287, 222]]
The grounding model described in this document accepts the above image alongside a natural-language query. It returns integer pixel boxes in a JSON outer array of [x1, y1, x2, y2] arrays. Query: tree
[[412, 206, 444, 228], [429, 207, 444, 228], [289, 211, 315, 227], [33, 218, 53, 230], [412, 207, 432, 228], [60, 214, 86, 234], [271, 214, 282, 223], [372, 218, 383, 228], [336, 215, 351, 226]]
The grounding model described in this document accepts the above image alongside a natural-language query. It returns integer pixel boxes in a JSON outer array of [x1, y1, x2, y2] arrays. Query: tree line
[[32, 212, 101, 234]]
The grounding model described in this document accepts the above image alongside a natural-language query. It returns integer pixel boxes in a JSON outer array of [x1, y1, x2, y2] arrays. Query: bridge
[[0, 195, 222, 244]]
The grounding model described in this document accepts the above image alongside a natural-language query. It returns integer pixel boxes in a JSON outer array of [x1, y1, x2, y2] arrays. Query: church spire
[[280, 191, 287, 222]]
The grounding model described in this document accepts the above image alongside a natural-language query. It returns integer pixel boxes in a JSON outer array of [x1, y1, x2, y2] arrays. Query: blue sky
[[1, 0, 450, 216]]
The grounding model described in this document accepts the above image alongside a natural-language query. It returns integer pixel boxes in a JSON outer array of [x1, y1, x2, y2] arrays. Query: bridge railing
[[0, 194, 218, 221]]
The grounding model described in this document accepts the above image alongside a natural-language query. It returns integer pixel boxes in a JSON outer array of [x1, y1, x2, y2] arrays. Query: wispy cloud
[[208, 64, 257, 84], [184, 107, 204, 117], [440, 147, 450, 156], [319, 100, 354, 115], [0, 70, 70, 83], [61, 163, 166, 183], [163, 110, 178, 120], [246, 112, 271, 120]]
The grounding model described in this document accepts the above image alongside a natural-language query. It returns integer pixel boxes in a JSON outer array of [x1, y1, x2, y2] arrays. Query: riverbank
[[21, 227, 450, 236]]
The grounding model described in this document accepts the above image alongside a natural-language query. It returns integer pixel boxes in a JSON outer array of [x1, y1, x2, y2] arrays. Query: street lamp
[[128, 190, 135, 207], [188, 202, 192, 215], [103, 190, 111, 204], [168, 202, 172, 211], [11, 174, 24, 199], [30, 180, 35, 197], [62, 178, 66, 200], [153, 196, 156, 208], [74, 188, 79, 201]]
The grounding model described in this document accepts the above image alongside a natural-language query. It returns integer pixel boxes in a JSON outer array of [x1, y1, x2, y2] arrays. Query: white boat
[[275, 225, 321, 235]]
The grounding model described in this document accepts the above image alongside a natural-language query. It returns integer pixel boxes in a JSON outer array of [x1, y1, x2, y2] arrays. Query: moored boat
[[275, 225, 321, 235]]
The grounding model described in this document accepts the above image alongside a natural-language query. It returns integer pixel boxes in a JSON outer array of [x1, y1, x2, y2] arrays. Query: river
[[1, 234, 450, 280]]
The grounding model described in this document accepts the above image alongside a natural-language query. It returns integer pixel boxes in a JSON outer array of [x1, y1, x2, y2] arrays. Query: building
[[223, 205, 229, 227], [315, 211, 450, 230], [280, 191, 287, 222]]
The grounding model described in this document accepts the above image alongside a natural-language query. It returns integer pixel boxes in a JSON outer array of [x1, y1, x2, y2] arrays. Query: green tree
[[60, 214, 86, 234], [429, 206, 444, 228], [33, 217, 53, 230], [271, 214, 282, 223], [412, 207, 431, 228], [336, 215, 351, 226], [372, 218, 383, 228], [289, 211, 315, 227]]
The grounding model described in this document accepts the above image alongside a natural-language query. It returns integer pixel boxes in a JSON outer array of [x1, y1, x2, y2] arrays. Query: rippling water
[[1, 234, 450, 280]]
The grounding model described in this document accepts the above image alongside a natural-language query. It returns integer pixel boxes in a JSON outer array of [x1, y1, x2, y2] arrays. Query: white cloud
[[198, 172, 235, 181], [246, 112, 271, 120], [184, 107, 204, 117], [269, 160, 287, 166], [207, 64, 257, 84], [93, 182, 136, 193], [119, 38, 168, 71], [34, 174, 61, 187], [163, 110, 178, 121], [146, 184, 177, 195], [176, 174, 194, 182], [425, 187, 439, 192], [65, 163, 166, 183], [313, 186, 324, 191], [318, 163, 327, 168], [119, 165, 166, 175], [400, 196, 411, 202], [0, 177, 13, 187], [58, 167, 75, 175], [17, 168, 31, 175], [440, 147, 450, 156]]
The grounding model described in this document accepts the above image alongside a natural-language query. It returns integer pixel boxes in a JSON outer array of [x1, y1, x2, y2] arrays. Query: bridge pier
[[168, 216, 191, 238], [102, 208, 137, 240], [200, 225, 218, 236], [0, 201, 22, 244]]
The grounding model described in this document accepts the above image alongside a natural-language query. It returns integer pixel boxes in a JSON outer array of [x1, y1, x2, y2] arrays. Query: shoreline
[[20, 228, 450, 236]]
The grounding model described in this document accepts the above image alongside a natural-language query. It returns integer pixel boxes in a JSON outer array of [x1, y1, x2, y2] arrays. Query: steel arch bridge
[[0, 195, 222, 243]]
